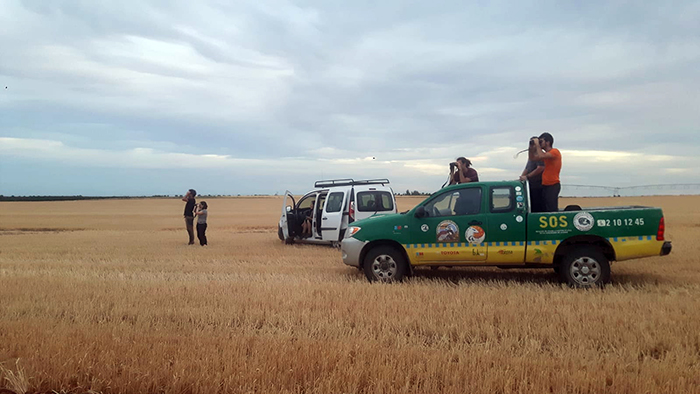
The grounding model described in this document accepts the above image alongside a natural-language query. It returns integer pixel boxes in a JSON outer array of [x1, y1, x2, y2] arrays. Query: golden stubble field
[[0, 195, 699, 394]]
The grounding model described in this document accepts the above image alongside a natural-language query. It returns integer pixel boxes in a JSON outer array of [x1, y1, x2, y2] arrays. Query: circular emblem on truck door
[[465, 226, 486, 244], [421, 224, 429, 232], [573, 212, 595, 232], [436, 220, 460, 242]]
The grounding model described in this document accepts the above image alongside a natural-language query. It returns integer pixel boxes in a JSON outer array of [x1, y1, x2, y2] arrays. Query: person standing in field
[[182, 189, 197, 245], [531, 132, 562, 212], [520, 137, 546, 212], [194, 201, 208, 246]]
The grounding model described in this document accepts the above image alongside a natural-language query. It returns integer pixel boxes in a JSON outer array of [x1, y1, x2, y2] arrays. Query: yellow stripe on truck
[[525, 241, 559, 264], [403, 243, 486, 265], [609, 236, 665, 261], [400, 237, 663, 266]]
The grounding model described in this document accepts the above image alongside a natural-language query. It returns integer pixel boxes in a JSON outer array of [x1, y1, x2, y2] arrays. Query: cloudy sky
[[1, 0, 698, 196]]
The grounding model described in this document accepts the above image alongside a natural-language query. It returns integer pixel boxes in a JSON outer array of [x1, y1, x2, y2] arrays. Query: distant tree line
[[401, 190, 429, 196], [0, 194, 270, 201], [0, 195, 165, 201]]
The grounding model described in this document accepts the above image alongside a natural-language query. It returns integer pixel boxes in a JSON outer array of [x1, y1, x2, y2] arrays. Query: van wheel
[[278, 225, 284, 241], [363, 246, 408, 283], [559, 246, 610, 288]]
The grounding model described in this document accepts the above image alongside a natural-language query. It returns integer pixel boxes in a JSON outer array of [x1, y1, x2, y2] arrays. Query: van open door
[[320, 190, 347, 242], [280, 191, 295, 241]]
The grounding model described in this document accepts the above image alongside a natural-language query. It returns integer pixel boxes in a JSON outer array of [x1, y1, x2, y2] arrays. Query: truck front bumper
[[341, 237, 367, 267], [661, 241, 672, 256]]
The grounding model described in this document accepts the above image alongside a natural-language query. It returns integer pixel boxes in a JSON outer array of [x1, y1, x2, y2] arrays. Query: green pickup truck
[[340, 180, 672, 287]]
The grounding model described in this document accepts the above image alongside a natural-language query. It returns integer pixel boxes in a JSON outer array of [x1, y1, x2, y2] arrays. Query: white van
[[278, 179, 397, 246]]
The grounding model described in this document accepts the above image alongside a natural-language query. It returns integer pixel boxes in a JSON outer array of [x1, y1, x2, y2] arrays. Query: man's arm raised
[[531, 140, 556, 160], [457, 162, 472, 183]]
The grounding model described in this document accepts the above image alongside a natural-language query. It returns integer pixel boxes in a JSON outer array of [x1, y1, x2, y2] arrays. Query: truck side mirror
[[414, 206, 427, 218]]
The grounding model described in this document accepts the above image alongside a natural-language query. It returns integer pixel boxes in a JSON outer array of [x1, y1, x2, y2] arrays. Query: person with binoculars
[[519, 137, 546, 212], [181, 188, 197, 245], [528, 132, 562, 212], [449, 157, 479, 185]]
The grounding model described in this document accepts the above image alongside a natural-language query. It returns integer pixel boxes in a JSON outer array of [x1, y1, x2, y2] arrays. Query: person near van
[[181, 189, 197, 245], [519, 139, 545, 212], [531, 132, 562, 212], [449, 157, 479, 185], [194, 201, 208, 246], [301, 200, 315, 238]]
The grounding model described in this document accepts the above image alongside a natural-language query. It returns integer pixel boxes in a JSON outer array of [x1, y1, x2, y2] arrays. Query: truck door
[[408, 186, 488, 264], [320, 190, 347, 241], [280, 191, 296, 240], [485, 185, 527, 265]]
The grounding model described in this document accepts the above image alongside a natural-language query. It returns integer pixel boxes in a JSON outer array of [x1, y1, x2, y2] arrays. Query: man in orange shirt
[[531, 132, 562, 212]]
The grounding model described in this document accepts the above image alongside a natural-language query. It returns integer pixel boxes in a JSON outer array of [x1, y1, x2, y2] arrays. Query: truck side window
[[490, 187, 514, 213], [453, 188, 481, 215], [424, 188, 481, 217]]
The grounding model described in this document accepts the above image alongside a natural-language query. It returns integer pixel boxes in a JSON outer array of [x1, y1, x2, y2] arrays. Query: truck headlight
[[347, 226, 361, 237]]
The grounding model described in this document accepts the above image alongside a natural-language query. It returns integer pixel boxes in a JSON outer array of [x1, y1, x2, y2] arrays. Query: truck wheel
[[363, 246, 408, 283], [559, 246, 610, 288], [278, 225, 284, 241]]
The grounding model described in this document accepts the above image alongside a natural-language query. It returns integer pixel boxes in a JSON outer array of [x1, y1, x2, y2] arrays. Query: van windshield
[[356, 191, 394, 212]]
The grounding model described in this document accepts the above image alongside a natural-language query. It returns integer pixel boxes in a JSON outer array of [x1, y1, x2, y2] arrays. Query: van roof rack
[[314, 178, 390, 188]]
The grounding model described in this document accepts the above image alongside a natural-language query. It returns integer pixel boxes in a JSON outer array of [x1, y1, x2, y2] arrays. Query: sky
[[1, 0, 699, 196]]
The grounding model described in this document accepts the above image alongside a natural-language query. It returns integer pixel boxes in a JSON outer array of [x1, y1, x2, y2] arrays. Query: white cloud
[[1, 0, 699, 195], [4, 138, 697, 186], [563, 150, 675, 163]]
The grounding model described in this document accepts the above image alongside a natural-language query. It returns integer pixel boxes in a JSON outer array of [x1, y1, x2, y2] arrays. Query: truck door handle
[[322, 217, 328, 220], [468, 220, 482, 225]]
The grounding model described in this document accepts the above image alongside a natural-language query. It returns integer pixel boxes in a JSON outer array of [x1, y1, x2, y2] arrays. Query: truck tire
[[559, 246, 610, 288], [363, 245, 408, 283], [278, 225, 284, 241]]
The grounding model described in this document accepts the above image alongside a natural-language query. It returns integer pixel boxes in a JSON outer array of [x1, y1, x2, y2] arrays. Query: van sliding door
[[320, 191, 347, 241]]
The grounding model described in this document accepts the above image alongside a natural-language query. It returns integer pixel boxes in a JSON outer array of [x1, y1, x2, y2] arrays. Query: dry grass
[[0, 195, 699, 394]]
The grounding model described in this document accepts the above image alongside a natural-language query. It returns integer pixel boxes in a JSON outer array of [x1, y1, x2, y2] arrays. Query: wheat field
[[0, 195, 699, 394]]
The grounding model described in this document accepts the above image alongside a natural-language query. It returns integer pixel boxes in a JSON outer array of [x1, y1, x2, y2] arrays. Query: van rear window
[[357, 191, 394, 212]]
